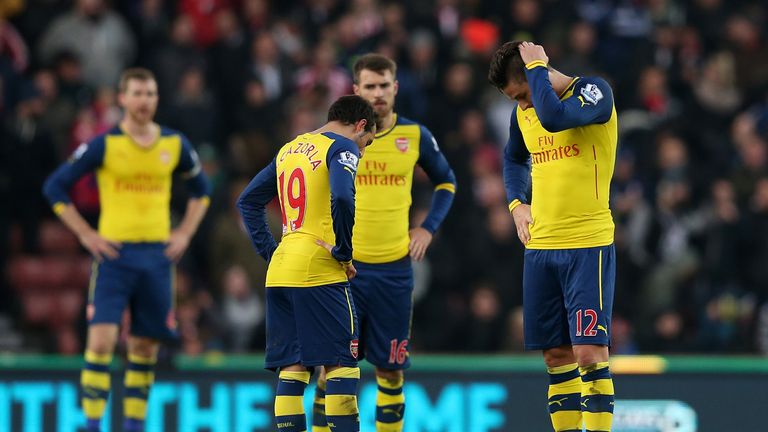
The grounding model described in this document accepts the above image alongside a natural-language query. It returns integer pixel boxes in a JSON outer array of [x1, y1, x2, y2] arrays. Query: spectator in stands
[[38, 0, 136, 87]]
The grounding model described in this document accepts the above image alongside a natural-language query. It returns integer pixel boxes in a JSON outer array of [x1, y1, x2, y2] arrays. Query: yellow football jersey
[[517, 78, 618, 249], [352, 116, 455, 263], [266, 132, 356, 287], [45, 126, 208, 243]]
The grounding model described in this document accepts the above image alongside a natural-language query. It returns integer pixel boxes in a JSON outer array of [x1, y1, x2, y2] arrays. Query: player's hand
[[315, 239, 357, 279], [165, 229, 191, 262], [511, 204, 534, 245], [408, 227, 433, 262], [79, 229, 121, 262], [518, 41, 548, 66], [342, 261, 357, 279]]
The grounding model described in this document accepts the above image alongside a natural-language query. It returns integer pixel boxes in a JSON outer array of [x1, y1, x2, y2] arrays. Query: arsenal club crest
[[395, 137, 409, 153], [159, 149, 171, 164], [350, 339, 359, 359]]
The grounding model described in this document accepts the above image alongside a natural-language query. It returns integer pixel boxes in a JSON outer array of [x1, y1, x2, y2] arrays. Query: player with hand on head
[[43, 68, 210, 432], [237, 95, 377, 432], [488, 41, 618, 432], [312, 54, 456, 432]]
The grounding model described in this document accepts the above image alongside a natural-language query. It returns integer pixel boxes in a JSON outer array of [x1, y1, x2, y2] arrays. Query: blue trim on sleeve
[[175, 133, 210, 198], [503, 107, 531, 205], [525, 69, 614, 132], [237, 159, 279, 262], [42, 135, 106, 206], [324, 132, 359, 262], [416, 124, 456, 233]]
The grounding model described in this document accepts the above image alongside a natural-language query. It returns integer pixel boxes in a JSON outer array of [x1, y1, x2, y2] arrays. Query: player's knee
[[127, 336, 159, 358], [543, 345, 576, 368], [85, 336, 116, 356], [85, 342, 113, 356], [375, 368, 403, 385], [572, 345, 609, 366]]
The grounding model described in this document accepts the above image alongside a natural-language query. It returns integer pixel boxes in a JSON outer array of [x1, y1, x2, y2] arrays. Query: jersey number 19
[[278, 168, 306, 231]]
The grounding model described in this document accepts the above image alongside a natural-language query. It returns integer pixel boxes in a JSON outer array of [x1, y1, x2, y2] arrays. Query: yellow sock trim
[[377, 392, 404, 406], [325, 367, 360, 380], [583, 378, 614, 395], [375, 375, 404, 389], [551, 411, 583, 431], [85, 350, 112, 365], [128, 353, 157, 365], [548, 362, 579, 375], [83, 399, 107, 419], [376, 420, 404, 432], [81, 370, 110, 390], [125, 370, 155, 388], [548, 378, 581, 398], [583, 411, 613, 429], [275, 395, 305, 416], [279, 370, 311, 384], [124, 397, 147, 419], [325, 395, 358, 416], [317, 378, 327, 391], [579, 362, 609, 375]]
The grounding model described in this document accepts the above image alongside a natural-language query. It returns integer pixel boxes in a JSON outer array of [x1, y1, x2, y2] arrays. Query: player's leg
[[564, 245, 616, 432], [276, 363, 311, 432], [374, 368, 405, 432], [82, 324, 119, 432], [82, 257, 135, 432], [123, 336, 160, 432], [543, 345, 582, 432], [351, 260, 411, 432], [524, 249, 582, 432], [293, 283, 360, 432], [265, 287, 306, 431], [126, 244, 177, 431], [312, 367, 330, 432]]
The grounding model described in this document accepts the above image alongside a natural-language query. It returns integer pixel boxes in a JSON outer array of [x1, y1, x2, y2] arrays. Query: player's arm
[[42, 137, 120, 261], [525, 64, 613, 132], [166, 136, 212, 261], [325, 139, 360, 266], [503, 109, 534, 245], [413, 125, 457, 260], [237, 159, 279, 262]]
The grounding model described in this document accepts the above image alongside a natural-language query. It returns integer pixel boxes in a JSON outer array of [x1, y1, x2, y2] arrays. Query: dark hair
[[488, 41, 526, 90], [119, 68, 156, 93], [352, 53, 397, 83], [327, 95, 377, 133]]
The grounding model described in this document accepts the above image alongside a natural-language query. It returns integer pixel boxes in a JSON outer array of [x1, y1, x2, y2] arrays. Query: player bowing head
[[327, 94, 377, 157]]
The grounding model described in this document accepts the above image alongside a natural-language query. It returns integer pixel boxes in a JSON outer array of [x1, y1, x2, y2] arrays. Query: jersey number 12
[[278, 168, 306, 231]]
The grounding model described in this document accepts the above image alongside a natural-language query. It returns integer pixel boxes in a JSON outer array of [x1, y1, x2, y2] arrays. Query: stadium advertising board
[[0, 367, 763, 431]]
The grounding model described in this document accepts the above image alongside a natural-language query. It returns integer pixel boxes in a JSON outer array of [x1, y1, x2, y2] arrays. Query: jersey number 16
[[278, 168, 306, 231]]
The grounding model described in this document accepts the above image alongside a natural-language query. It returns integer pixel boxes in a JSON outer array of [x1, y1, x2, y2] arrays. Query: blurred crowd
[[2, 0, 768, 356]]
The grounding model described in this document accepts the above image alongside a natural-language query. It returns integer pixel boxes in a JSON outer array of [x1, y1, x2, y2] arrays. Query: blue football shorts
[[89, 242, 177, 340], [350, 257, 413, 370], [522, 244, 615, 350], [264, 282, 359, 371]]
